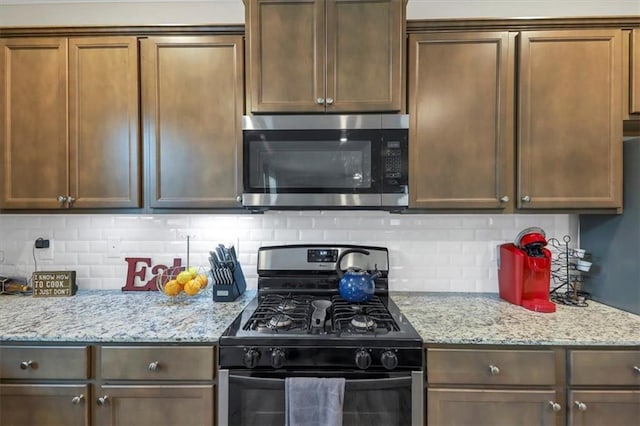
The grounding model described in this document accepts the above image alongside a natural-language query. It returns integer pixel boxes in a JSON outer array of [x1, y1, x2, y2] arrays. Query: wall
[[1, 0, 638, 26], [0, 212, 578, 292], [0, 1, 594, 292]]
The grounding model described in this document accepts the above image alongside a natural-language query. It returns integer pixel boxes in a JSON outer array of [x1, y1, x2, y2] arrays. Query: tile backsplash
[[0, 212, 577, 292]]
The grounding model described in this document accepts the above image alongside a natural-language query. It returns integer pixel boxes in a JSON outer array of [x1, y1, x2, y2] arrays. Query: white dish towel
[[285, 377, 346, 426]]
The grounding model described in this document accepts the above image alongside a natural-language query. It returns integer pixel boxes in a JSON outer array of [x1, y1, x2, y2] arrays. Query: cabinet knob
[[148, 361, 160, 372], [57, 195, 68, 204], [548, 401, 562, 412], [236, 196, 242, 203], [633, 366, 640, 374], [326, 98, 334, 105], [500, 196, 509, 203], [67, 196, 75, 205], [488, 365, 500, 375], [19, 360, 34, 370], [521, 195, 531, 203], [574, 401, 587, 411], [97, 395, 110, 406], [316, 97, 325, 105], [71, 394, 84, 405]]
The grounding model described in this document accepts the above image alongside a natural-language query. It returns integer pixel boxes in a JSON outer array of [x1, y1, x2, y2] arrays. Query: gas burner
[[350, 314, 376, 331], [277, 300, 298, 312], [267, 314, 294, 330]]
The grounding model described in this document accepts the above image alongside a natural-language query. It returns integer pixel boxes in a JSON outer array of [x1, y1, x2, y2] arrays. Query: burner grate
[[243, 294, 313, 333], [332, 295, 400, 334]]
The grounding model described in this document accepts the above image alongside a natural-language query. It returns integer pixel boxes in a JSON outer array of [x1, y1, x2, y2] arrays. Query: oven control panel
[[307, 249, 338, 263], [221, 346, 423, 371]]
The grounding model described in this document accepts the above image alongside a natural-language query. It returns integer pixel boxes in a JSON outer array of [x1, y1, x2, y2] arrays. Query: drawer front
[[100, 346, 214, 381], [570, 350, 640, 386], [0, 346, 89, 380], [427, 348, 556, 386]]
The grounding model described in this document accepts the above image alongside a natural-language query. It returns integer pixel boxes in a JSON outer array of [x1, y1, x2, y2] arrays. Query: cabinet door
[[142, 36, 244, 208], [93, 385, 214, 426], [68, 37, 140, 208], [247, 0, 325, 113], [408, 32, 512, 209], [569, 390, 640, 426], [630, 29, 640, 116], [0, 384, 89, 426], [326, 0, 403, 112], [0, 37, 68, 209], [518, 30, 623, 209], [428, 388, 561, 426]]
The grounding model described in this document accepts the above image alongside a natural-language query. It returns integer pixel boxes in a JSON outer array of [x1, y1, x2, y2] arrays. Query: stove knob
[[244, 349, 261, 369], [355, 349, 372, 370], [381, 350, 399, 370], [270, 348, 286, 369]]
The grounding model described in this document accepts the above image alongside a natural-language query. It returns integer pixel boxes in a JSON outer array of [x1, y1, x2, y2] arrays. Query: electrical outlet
[[38, 240, 54, 260], [107, 237, 121, 258]]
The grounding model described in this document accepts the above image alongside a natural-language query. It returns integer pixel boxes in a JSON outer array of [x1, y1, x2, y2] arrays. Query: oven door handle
[[227, 373, 412, 390], [228, 374, 285, 389]]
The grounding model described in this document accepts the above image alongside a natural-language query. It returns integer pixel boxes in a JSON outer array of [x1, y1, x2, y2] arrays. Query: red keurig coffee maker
[[498, 227, 556, 313]]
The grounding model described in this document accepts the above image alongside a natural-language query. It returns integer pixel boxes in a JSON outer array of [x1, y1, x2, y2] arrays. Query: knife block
[[212, 261, 246, 302]]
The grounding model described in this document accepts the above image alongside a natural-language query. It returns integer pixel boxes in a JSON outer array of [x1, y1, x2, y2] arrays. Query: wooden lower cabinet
[[94, 345, 216, 426], [567, 349, 640, 426], [426, 347, 563, 426], [428, 388, 559, 426], [0, 384, 89, 426], [93, 384, 214, 426], [568, 390, 640, 426], [0, 345, 91, 426]]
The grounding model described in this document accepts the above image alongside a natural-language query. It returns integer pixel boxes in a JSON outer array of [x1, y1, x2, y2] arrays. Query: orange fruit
[[184, 279, 200, 296], [176, 271, 191, 285], [195, 274, 209, 289], [187, 267, 198, 279], [163, 280, 181, 297]]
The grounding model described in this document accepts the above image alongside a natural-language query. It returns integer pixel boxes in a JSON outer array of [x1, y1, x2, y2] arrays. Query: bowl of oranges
[[156, 265, 209, 300]]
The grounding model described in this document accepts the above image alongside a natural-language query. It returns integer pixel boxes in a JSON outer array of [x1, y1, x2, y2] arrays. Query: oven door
[[218, 369, 423, 426]]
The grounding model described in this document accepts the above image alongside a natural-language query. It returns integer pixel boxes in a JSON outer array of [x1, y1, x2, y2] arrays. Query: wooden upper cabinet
[[142, 36, 244, 208], [626, 29, 640, 117], [0, 36, 140, 209], [245, 0, 404, 113], [518, 30, 623, 210], [408, 32, 513, 209], [69, 37, 140, 208], [0, 38, 69, 209]]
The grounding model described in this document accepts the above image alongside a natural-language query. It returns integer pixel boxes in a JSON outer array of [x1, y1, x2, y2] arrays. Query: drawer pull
[[548, 401, 562, 412], [148, 361, 160, 372], [71, 395, 84, 405], [633, 366, 640, 374], [488, 365, 500, 375], [574, 401, 587, 411], [97, 395, 110, 406], [19, 360, 34, 370]]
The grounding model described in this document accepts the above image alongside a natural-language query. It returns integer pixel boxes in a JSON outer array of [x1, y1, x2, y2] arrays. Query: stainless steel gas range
[[218, 244, 423, 426]]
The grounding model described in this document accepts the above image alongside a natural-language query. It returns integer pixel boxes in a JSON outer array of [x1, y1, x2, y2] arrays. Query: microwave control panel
[[381, 136, 408, 192]]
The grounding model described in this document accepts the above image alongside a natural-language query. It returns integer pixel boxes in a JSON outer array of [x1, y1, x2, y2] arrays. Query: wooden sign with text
[[32, 271, 77, 297]]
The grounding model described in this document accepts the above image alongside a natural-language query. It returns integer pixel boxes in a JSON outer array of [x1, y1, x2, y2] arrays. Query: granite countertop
[[1, 290, 639, 346], [392, 292, 640, 346], [0, 289, 256, 343]]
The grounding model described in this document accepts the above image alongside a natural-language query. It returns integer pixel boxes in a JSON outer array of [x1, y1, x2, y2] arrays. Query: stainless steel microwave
[[242, 114, 408, 210]]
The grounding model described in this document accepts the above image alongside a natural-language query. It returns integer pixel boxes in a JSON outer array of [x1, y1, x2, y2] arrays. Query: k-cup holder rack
[[547, 235, 592, 307]]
